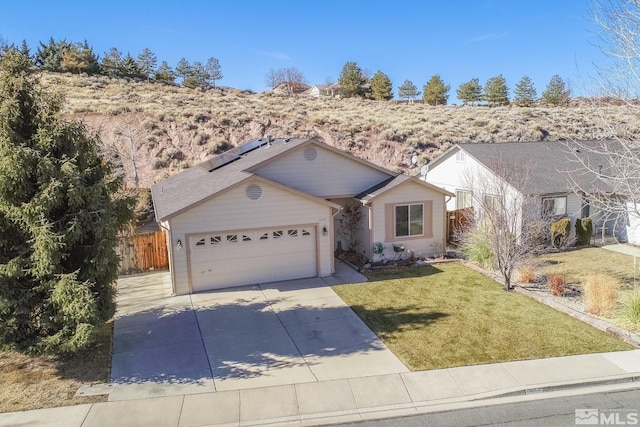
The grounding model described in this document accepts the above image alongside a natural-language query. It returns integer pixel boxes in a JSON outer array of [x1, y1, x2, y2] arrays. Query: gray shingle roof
[[356, 174, 454, 201], [457, 141, 613, 195], [151, 138, 314, 222]]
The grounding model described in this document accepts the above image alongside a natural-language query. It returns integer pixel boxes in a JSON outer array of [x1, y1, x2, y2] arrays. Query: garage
[[188, 225, 317, 292]]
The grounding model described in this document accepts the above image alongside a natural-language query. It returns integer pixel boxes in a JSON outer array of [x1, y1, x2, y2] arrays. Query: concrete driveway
[[110, 265, 408, 400]]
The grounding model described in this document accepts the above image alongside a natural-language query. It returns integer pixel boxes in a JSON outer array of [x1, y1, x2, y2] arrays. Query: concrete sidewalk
[[2, 349, 639, 427]]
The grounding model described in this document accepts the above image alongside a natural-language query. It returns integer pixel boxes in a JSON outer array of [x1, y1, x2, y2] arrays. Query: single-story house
[[306, 84, 338, 97], [151, 137, 452, 295], [423, 141, 630, 241]]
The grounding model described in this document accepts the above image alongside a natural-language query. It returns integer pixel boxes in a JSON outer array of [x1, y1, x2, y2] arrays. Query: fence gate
[[117, 230, 169, 275], [447, 207, 474, 242]]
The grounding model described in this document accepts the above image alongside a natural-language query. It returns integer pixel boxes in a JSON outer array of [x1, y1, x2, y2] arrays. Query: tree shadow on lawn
[[107, 285, 450, 386], [364, 264, 446, 283]]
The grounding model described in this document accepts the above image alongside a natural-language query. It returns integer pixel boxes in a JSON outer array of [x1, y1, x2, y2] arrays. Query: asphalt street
[[339, 388, 640, 427]]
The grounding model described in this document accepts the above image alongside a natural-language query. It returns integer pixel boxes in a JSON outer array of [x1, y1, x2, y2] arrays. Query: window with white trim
[[542, 196, 567, 216], [456, 190, 472, 209], [395, 204, 424, 237]]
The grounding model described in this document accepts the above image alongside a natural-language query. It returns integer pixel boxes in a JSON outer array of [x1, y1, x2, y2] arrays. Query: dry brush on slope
[[42, 73, 640, 188]]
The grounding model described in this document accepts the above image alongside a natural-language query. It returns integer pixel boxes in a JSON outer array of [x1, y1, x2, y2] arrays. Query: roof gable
[[429, 141, 611, 195], [356, 175, 454, 202]]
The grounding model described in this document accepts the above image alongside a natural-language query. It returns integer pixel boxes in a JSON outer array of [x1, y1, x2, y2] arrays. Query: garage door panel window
[[302, 229, 311, 236], [260, 232, 268, 240], [227, 234, 238, 243], [210, 236, 221, 244], [288, 229, 298, 237], [273, 230, 283, 239], [195, 238, 206, 247]]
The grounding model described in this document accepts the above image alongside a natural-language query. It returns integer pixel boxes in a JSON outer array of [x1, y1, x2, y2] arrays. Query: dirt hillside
[[41, 73, 638, 188]]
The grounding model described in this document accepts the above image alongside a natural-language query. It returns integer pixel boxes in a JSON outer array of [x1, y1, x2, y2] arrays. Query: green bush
[[621, 290, 640, 330], [462, 233, 494, 269], [575, 217, 593, 246], [551, 218, 571, 248]]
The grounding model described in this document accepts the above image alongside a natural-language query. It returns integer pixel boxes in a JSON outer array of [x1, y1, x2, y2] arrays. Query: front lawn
[[535, 247, 637, 286], [332, 263, 633, 371]]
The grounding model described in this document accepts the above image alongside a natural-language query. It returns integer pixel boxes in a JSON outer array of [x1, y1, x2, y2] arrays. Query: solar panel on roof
[[206, 139, 270, 171]]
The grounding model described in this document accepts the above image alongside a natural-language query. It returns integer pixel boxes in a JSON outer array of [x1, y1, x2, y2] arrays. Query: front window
[[395, 204, 424, 237], [456, 190, 472, 209], [542, 196, 567, 216]]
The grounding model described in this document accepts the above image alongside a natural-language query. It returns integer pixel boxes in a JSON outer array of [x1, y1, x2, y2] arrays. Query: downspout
[[331, 206, 342, 274], [443, 195, 452, 254], [362, 201, 373, 261]]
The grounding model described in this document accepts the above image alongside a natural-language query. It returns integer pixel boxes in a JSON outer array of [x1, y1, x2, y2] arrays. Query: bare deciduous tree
[[565, 1, 640, 241], [264, 67, 308, 95], [457, 155, 548, 290]]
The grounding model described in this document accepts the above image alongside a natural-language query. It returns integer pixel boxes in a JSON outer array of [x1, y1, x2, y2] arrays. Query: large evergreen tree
[[369, 70, 393, 100], [205, 57, 223, 87], [398, 79, 420, 101], [136, 48, 157, 81], [0, 51, 133, 353], [121, 53, 143, 79], [337, 61, 366, 97], [456, 78, 483, 105], [154, 61, 175, 84], [484, 74, 509, 105], [541, 75, 570, 106], [35, 38, 69, 72], [175, 57, 192, 85], [101, 47, 123, 77], [60, 41, 100, 75], [513, 75, 537, 106], [422, 74, 450, 105]]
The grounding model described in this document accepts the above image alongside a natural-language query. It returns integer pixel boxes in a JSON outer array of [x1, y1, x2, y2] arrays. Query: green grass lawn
[[535, 247, 638, 287], [332, 263, 633, 371]]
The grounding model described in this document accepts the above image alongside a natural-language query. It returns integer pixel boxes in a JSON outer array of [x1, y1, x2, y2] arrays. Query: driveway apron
[[110, 272, 408, 400]]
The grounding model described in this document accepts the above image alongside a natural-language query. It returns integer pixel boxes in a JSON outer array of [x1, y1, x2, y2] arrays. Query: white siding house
[[424, 141, 627, 241], [152, 137, 452, 294]]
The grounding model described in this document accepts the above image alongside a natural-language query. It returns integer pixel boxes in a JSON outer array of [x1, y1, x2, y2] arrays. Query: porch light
[[176, 239, 183, 250], [322, 226, 328, 235]]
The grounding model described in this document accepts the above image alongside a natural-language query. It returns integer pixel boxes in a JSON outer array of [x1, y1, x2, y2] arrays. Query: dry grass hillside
[[42, 73, 640, 188]]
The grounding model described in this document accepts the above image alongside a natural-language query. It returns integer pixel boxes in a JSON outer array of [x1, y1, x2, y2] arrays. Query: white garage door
[[189, 226, 317, 292]]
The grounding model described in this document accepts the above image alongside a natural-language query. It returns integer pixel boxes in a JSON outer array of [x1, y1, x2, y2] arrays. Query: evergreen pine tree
[[154, 61, 175, 84], [337, 61, 366, 97], [398, 80, 420, 101], [484, 74, 509, 105], [456, 78, 483, 105], [369, 71, 393, 100], [513, 75, 537, 106], [121, 53, 143, 78], [136, 48, 157, 81], [19, 40, 31, 62], [175, 58, 192, 85], [35, 38, 69, 72], [0, 51, 133, 353], [205, 57, 222, 87], [541, 75, 570, 106], [101, 47, 123, 77], [422, 74, 450, 105]]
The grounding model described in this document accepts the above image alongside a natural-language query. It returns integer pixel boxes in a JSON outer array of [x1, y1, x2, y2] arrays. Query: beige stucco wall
[[167, 178, 334, 295], [371, 181, 447, 258], [254, 143, 391, 198]]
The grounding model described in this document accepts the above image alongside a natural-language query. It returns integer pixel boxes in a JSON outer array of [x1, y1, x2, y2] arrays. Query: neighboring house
[[307, 84, 338, 97], [152, 137, 452, 295], [423, 141, 629, 242]]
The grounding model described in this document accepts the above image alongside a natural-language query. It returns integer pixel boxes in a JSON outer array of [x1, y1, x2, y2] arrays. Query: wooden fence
[[117, 230, 169, 275], [447, 207, 474, 242]]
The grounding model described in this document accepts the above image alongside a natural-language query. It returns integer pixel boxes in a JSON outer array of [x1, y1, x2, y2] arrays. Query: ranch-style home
[[423, 141, 637, 243], [151, 137, 452, 295]]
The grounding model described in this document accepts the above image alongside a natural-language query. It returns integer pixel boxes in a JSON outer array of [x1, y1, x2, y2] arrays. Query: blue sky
[[1, 1, 606, 101]]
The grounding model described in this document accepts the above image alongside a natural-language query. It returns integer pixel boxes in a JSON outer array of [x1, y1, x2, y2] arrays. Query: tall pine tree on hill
[[0, 51, 133, 353], [513, 75, 537, 106]]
